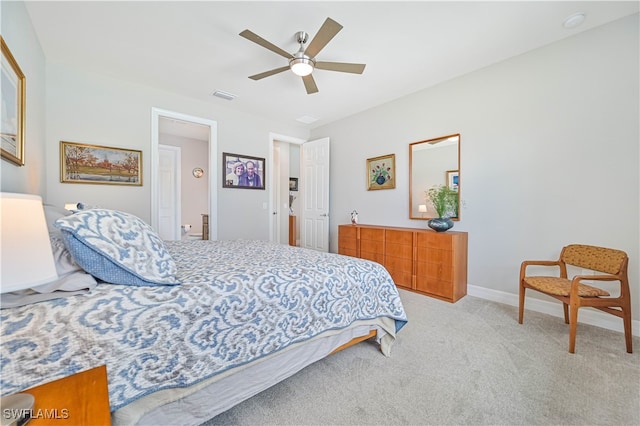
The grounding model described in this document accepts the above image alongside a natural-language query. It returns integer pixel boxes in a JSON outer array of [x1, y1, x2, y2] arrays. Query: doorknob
[[320, 213, 328, 217], [273, 212, 277, 215]]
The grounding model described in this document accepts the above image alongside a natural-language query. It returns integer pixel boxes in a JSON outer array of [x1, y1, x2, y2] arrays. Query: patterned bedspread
[[0, 240, 407, 411]]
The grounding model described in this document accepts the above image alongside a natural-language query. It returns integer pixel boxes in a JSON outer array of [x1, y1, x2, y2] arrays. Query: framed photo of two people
[[223, 152, 265, 190]]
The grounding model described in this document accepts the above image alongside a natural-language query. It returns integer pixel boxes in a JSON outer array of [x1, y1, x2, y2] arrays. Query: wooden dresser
[[338, 224, 468, 303]]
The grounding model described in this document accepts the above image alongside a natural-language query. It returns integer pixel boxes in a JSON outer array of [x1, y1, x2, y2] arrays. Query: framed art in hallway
[[223, 152, 265, 190], [1, 37, 26, 166], [60, 141, 142, 185], [447, 170, 459, 192], [367, 153, 395, 190], [289, 177, 298, 191]]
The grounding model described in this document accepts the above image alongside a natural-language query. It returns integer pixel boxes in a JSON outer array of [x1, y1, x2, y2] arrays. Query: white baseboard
[[467, 284, 639, 337]]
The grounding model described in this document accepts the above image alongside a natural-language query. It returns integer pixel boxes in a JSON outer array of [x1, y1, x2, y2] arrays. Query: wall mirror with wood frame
[[409, 134, 460, 220]]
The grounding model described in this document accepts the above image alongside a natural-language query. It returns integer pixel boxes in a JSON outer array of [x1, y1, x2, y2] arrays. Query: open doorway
[[269, 134, 331, 251], [151, 108, 218, 241], [269, 133, 304, 245]]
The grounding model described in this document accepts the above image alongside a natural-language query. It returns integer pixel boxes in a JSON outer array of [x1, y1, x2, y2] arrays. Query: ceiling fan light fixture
[[290, 57, 314, 76], [240, 17, 364, 94]]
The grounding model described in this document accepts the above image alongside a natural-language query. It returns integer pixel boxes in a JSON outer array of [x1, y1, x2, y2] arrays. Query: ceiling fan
[[239, 17, 366, 94]]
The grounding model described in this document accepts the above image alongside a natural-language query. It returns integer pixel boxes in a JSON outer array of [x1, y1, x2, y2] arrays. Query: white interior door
[[272, 144, 281, 243], [301, 137, 330, 252], [158, 145, 181, 240]]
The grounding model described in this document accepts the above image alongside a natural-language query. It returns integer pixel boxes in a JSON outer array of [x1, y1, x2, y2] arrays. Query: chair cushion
[[562, 244, 626, 274], [523, 276, 610, 297]]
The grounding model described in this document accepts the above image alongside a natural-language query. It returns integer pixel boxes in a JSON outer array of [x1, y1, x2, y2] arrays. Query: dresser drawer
[[388, 270, 412, 289], [385, 229, 413, 245], [415, 276, 454, 300], [360, 227, 385, 242], [416, 247, 453, 264], [385, 242, 413, 260], [415, 260, 453, 282], [416, 232, 453, 250]]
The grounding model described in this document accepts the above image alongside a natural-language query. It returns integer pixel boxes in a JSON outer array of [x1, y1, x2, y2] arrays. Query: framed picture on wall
[[367, 153, 395, 190], [60, 141, 142, 185], [289, 177, 298, 191], [446, 170, 459, 192], [222, 152, 265, 190], [1, 37, 26, 166]]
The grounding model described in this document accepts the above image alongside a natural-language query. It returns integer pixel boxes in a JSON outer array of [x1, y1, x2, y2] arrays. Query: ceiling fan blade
[[315, 61, 366, 74], [248, 66, 290, 80], [304, 17, 343, 59], [302, 74, 319, 94], [239, 29, 293, 60]]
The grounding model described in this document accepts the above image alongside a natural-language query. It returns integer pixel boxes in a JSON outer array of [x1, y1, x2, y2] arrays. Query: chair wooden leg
[[623, 307, 633, 354], [562, 303, 569, 324], [518, 285, 525, 324], [569, 305, 579, 354]]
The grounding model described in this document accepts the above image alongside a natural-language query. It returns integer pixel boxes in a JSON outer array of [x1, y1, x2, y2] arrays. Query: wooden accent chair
[[518, 244, 632, 354]]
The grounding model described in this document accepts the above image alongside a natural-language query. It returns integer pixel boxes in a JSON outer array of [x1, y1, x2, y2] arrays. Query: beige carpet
[[205, 289, 640, 425]]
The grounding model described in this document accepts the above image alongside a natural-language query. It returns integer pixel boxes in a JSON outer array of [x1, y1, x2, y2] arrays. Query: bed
[[0, 208, 408, 425]]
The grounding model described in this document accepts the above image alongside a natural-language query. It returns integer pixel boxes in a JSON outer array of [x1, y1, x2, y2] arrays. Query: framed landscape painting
[[60, 141, 142, 185], [1, 37, 26, 166]]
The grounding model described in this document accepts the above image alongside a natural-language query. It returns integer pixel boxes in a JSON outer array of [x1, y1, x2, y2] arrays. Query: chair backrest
[[561, 244, 627, 275]]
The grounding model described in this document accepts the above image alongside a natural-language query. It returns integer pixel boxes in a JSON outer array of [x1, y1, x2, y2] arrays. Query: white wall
[[312, 15, 639, 321], [0, 1, 47, 196], [43, 63, 308, 240]]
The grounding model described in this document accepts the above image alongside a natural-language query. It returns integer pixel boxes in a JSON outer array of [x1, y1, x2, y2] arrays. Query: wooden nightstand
[[23, 365, 110, 425]]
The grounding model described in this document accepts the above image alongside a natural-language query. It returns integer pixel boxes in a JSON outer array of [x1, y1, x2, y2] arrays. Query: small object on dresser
[[350, 210, 358, 225], [424, 184, 458, 232], [289, 194, 296, 215], [428, 217, 454, 232]]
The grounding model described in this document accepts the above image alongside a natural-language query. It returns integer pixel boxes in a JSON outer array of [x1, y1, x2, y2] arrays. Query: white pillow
[[43, 204, 70, 238]]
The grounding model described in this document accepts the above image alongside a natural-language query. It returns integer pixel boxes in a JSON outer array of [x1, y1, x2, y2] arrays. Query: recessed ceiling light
[[563, 12, 586, 29], [296, 115, 319, 124]]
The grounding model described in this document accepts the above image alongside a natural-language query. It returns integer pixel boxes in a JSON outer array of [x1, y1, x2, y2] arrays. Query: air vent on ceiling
[[211, 90, 237, 101]]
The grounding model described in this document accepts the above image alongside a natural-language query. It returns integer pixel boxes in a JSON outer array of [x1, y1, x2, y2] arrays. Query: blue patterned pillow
[[55, 209, 179, 286]]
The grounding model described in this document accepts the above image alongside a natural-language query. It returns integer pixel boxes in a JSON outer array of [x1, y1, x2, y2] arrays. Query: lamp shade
[[1, 193, 58, 293]]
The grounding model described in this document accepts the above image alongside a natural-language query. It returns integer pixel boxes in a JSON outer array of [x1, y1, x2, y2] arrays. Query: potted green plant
[[424, 185, 458, 232]]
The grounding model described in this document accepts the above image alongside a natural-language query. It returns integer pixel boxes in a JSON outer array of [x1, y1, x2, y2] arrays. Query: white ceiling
[[24, 1, 639, 133]]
